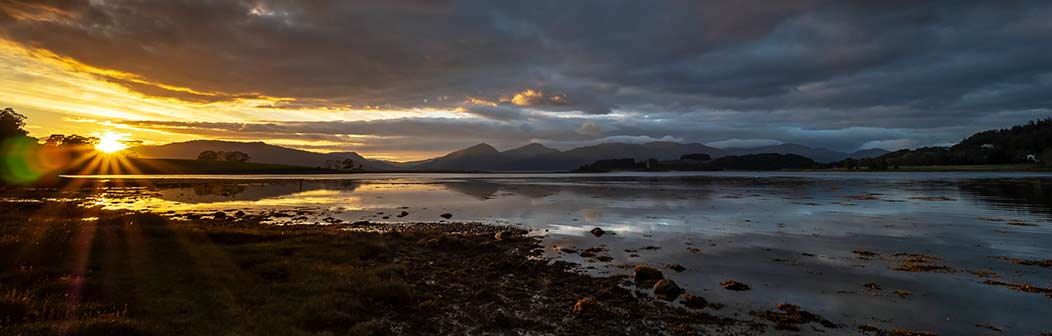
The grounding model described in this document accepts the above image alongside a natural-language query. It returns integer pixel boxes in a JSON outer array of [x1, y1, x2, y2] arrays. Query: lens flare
[[95, 132, 129, 153], [1, 137, 70, 184]]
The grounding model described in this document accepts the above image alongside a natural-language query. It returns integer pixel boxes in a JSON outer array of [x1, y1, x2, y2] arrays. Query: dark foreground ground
[[0, 197, 958, 336], [0, 200, 776, 336]]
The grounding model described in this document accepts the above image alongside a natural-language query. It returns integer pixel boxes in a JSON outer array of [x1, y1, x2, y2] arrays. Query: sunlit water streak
[[37, 172, 1052, 334]]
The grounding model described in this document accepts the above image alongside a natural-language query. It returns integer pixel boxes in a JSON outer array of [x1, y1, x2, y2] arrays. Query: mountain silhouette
[[126, 139, 888, 172], [495, 142, 726, 171], [725, 143, 888, 163], [415, 143, 558, 171], [846, 148, 892, 159], [127, 140, 396, 170], [501, 143, 561, 160]]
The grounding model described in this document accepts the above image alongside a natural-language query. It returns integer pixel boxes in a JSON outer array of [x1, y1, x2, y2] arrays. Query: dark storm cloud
[[2, 0, 1051, 153]]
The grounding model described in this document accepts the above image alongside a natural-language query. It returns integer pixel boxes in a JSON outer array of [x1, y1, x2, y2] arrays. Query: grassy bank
[[0, 200, 762, 336]]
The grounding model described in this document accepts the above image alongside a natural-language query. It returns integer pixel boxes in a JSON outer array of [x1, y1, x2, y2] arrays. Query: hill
[[414, 143, 506, 171], [66, 158, 342, 175], [847, 148, 892, 159], [127, 140, 396, 170], [725, 144, 888, 163], [498, 142, 726, 171], [577, 153, 818, 171], [838, 117, 1052, 169], [409, 141, 878, 171]]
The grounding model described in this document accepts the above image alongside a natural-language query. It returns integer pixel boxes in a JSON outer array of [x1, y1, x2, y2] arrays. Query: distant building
[[981, 143, 995, 149]]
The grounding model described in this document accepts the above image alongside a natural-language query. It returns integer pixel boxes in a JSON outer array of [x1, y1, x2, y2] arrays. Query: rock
[[755, 303, 838, 331], [572, 297, 599, 316], [234, 210, 246, 217], [398, 211, 409, 217], [653, 279, 683, 301], [633, 265, 664, 286], [440, 213, 453, 219], [494, 231, 515, 241], [665, 264, 686, 272], [212, 211, 227, 219], [720, 280, 750, 291], [589, 227, 605, 237], [681, 294, 708, 309], [579, 246, 606, 258]]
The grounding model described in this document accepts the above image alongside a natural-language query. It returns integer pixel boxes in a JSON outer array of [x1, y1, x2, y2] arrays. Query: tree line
[[197, 150, 251, 162], [833, 117, 1052, 170], [577, 153, 817, 171]]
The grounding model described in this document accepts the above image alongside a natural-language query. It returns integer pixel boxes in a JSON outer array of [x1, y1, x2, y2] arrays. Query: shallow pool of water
[[39, 172, 1052, 334]]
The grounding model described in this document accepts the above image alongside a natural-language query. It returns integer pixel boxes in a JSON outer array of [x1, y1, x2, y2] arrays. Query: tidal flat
[[3, 171, 1052, 335]]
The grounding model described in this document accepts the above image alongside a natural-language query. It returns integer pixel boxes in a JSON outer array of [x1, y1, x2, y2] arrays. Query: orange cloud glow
[[0, 39, 462, 161]]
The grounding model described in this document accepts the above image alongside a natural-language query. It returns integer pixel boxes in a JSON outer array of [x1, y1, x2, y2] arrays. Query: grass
[[0, 199, 754, 335], [0, 202, 415, 335]]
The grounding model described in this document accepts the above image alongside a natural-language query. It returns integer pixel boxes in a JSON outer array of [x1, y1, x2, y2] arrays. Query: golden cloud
[[505, 89, 568, 106]]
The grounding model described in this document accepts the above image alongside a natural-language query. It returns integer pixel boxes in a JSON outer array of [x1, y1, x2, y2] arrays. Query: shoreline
[[1, 201, 774, 335], [1, 189, 1016, 335]]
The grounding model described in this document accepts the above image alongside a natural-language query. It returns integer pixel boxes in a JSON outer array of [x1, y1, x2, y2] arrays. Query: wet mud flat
[[0, 201, 784, 335]]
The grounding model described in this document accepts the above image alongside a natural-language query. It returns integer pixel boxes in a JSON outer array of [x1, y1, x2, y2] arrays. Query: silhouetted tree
[[59, 135, 99, 146], [198, 151, 220, 160], [842, 158, 858, 170], [680, 153, 711, 161], [223, 151, 250, 162], [45, 134, 65, 146], [0, 107, 28, 138], [1041, 149, 1052, 167]]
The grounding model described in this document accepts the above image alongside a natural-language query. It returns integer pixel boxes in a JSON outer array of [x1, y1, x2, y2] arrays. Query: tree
[[60, 134, 99, 146], [45, 134, 65, 146], [342, 159, 355, 170], [198, 150, 219, 160], [223, 151, 250, 162], [0, 107, 28, 138], [680, 153, 711, 161], [1041, 149, 1052, 167]]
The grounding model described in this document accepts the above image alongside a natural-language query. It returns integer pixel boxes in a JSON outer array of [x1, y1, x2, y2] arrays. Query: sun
[[95, 132, 129, 153]]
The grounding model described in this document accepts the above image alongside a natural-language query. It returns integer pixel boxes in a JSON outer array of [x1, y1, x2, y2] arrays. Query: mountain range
[[127, 140, 888, 172]]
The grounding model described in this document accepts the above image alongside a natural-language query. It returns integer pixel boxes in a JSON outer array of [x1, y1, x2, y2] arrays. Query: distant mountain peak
[[515, 142, 551, 149], [502, 142, 560, 160], [461, 143, 499, 154]]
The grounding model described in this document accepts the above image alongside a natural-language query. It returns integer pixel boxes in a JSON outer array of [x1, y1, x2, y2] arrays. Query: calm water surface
[[53, 172, 1052, 334]]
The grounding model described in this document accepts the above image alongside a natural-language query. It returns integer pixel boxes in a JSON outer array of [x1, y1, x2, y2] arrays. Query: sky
[[1, 1, 1050, 161]]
